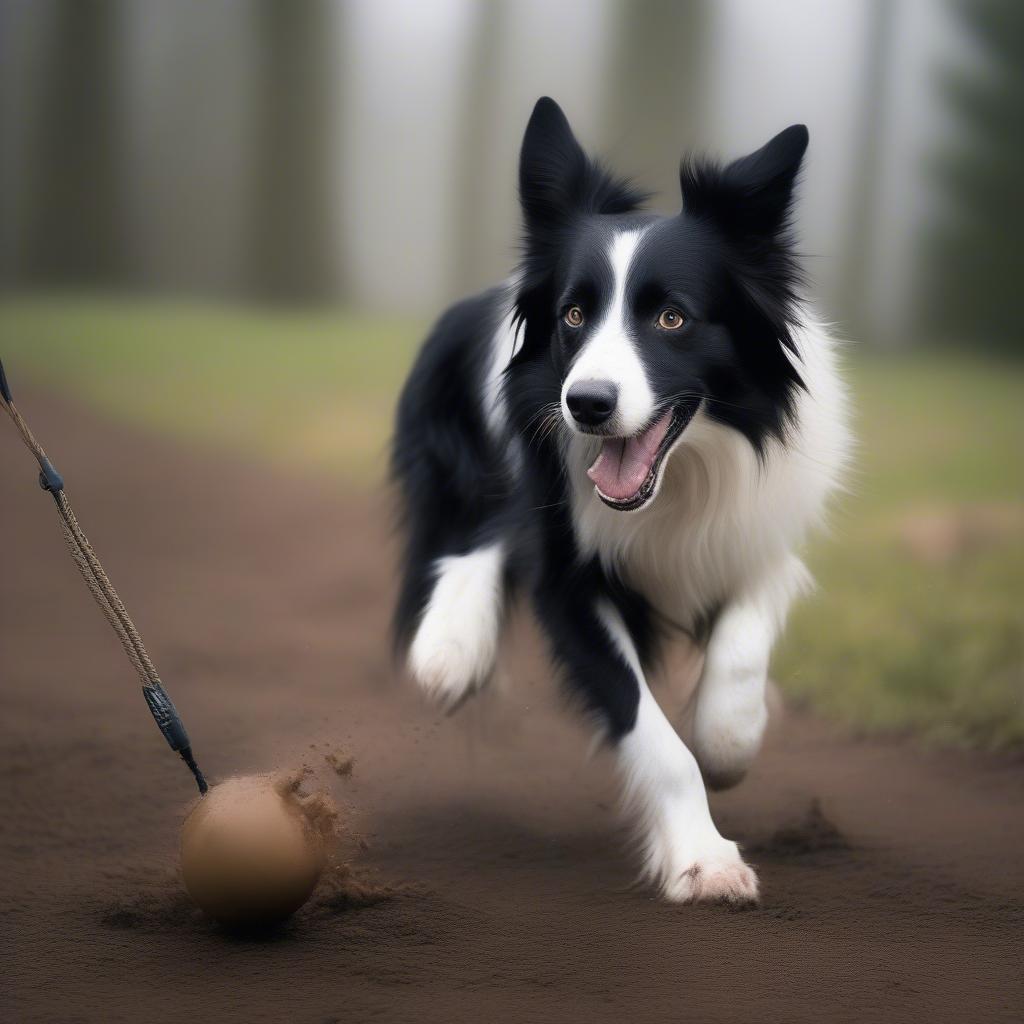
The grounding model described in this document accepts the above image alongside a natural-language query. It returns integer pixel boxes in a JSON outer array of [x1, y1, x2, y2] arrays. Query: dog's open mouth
[[586, 400, 700, 511]]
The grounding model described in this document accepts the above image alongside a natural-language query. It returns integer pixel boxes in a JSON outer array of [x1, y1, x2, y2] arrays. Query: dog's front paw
[[407, 548, 503, 708], [408, 634, 485, 708], [660, 837, 760, 905], [691, 677, 768, 791]]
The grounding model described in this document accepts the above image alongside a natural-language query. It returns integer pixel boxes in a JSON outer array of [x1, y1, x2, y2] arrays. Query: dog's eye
[[657, 308, 685, 330], [564, 306, 585, 328]]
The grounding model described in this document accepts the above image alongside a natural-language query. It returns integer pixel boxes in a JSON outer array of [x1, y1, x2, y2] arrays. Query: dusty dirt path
[[2, 389, 1022, 1023]]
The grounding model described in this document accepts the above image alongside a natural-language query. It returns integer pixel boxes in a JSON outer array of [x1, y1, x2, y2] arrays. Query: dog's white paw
[[657, 834, 760, 905], [408, 633, 488, 707], [664, 851, 759, 905], [691, 678, 768, 791], [408, 545, 504, 708]]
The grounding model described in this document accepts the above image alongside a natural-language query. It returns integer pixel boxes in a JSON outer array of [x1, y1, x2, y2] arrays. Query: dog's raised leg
[[691, 557, 809, 789], [408, 542, 506, 708]]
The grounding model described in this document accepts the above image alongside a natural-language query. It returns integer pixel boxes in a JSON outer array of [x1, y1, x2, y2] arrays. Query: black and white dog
[[392, 98, 849, 903]]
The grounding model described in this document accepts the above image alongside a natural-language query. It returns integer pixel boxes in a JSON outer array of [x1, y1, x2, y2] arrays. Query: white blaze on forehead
[[561, 228, 655, 436]]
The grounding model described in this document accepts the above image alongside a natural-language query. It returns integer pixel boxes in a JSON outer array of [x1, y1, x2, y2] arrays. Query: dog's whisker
[[526, 405, 566, 450]]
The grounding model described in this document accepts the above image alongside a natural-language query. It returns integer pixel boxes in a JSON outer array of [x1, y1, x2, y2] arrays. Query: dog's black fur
[[393, 98, 808, 740]]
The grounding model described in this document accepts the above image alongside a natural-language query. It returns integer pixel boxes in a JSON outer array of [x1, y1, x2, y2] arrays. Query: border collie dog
[[392, 98, 849, 903]]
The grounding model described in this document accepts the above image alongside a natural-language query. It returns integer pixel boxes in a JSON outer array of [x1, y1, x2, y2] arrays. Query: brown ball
[[180, 773, 332, 926]]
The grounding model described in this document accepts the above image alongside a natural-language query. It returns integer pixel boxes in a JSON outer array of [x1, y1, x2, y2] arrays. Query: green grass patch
[[2, 296, 1022, 749], [776, 351, 1024, 749], [0, 294, 424, 486]]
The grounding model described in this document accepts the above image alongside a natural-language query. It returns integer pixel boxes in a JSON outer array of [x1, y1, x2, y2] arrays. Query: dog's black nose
[[566, 380, 618, 427]]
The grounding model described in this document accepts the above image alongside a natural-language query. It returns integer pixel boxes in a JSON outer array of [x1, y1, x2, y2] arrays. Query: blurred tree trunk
[[0, 0, 31, 283], [247, 0, 341, 303], [451, 0, 505, 297], [601, 0, 708, 209], [918, 0, 1024, 352], [839, 0, 895, 343], [119, 1, 261, 299], [16, 0, 128, 285]]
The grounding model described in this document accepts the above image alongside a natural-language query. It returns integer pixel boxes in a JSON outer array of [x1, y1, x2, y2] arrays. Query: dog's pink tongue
[[586, 410, 672, 502]]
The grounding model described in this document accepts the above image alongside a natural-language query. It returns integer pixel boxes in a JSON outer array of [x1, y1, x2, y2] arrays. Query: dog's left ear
[[519, 98, 587, 230], [681, 125, 808, 239], [519, 97, 647, 231]]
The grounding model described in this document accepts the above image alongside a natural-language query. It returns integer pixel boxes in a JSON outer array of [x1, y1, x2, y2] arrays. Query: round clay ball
[[180, 773, 334, 926]]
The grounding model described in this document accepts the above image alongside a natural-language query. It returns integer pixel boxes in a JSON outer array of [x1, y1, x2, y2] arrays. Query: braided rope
[[1, 370, 207, 793], [3, 395, 161, 688]]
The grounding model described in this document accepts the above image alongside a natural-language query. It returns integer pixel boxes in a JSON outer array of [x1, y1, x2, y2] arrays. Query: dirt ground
[[3, 389, 1022, 1024]]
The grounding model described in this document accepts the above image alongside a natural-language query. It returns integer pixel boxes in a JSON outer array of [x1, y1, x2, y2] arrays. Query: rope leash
[[0, 358, 207, 795]]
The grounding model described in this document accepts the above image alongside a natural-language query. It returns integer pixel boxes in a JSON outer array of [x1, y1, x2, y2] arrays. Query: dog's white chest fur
[[564, 310, 850, 628], [483, 303, 849, 629]]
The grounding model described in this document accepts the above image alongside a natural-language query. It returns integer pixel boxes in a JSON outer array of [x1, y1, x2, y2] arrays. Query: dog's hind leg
[[407, 541, 506, 708]]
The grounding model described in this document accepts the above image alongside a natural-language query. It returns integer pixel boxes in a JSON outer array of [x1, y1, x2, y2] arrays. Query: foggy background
[[0, 1, 1021, 750], [1, 0, 1020, 351]]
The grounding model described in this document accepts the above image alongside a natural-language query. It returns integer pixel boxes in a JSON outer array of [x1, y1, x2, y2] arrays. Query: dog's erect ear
[[514, 98, 647, 358], [519, 97, 646, 230], [519, 98, 585, 229], [724, 125, 809, 234], [681, 125, 808, 239]]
